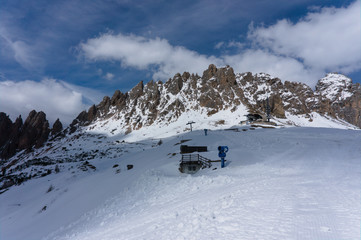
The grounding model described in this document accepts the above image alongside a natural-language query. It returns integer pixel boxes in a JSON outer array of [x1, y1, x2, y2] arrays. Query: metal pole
[[187, 121, 195, 132]]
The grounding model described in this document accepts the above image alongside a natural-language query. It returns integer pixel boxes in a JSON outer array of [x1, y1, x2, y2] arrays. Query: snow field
[[1, 127, 360, 240], [51, 128, 361, 239]]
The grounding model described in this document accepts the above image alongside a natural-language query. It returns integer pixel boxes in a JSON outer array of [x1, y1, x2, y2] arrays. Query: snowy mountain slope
[[1, 126, 360, 240], [316, 73, 353, 102], [68, 65, 360, 140]]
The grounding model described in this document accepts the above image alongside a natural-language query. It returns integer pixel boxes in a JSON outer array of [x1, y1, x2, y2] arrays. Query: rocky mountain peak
[[202, 64, 218, 80], [202, 64, 236, 88], [44, 65, 361, 140], [17, 110, 50, 150], [164, 73, 184, 95], [110, 90, 127, 110], [316, 73, 353, 102], [0, 113, 13, 148], [129, 81, 144, 100], [51, 118, 63, 136], [0, 110, 57, 159], [313, 73, 361, 127]]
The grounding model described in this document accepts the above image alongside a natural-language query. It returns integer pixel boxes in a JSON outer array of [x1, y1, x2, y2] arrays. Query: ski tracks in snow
[[49, 164, 360, 240], [44, 128, 360, 240]]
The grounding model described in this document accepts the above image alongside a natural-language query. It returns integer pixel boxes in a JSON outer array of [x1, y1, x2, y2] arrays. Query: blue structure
[[218, 146, 229, 168], [204, 129, 208, 136]]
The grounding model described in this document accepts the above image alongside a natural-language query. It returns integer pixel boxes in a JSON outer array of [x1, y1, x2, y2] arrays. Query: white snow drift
[[0, 125, 360, 240]]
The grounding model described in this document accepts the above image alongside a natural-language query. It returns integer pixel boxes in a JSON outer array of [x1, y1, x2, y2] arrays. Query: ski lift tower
[[264, 85, 271, 122], [186, 121, 195, 132], [266, 96, 271, 122]]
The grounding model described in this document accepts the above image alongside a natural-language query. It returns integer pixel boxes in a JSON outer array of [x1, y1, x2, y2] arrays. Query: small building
[[246, 113, 263, 122], [179, 154, 212, 174], [179, 161, 202, 174]]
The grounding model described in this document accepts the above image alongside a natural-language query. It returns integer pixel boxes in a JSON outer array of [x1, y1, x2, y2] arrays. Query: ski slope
[[1, 127, 360, 240]]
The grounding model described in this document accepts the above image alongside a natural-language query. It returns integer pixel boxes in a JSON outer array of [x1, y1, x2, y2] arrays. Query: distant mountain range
[[1, 64, 360, 162]]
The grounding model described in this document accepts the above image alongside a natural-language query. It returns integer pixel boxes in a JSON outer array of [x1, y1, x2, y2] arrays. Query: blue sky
[[0, 0, 360, 124]]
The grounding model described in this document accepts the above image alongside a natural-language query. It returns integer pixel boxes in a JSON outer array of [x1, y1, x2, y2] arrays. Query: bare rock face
[[199, 65, 239, 114], [129, 81, 144, 101], [18, 110, 50, 150], [165, 73, 184, 95], [283, 81, 315, 115], [97, 96, 111, 116], [0, 110, 50, 159], [110, 90, 127, 109], [202, 64, 236, 88], [314, 73, 361, 128], [0, 113, 13, 148], [237, 73, 286, 118], [130, 80, 161, 129], [347, 85, 361, 128], [0, 116, 23, 159], [51, 118, 63, 136]]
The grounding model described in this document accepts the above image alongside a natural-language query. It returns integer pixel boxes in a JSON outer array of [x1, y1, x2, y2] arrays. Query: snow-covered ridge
[[316, 73, 353, 101], [82, 70, 358, 140], [70, 66, 359, 141]]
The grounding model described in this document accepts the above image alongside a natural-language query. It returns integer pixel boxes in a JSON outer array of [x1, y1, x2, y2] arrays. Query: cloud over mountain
[[0, 79, 103, 125], [79, 1, 360, 87], [248, 0, 361, 74], [79, 33, 222, 80]]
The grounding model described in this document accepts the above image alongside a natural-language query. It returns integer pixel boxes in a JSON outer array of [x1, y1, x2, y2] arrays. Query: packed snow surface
[[1, 127, 360, 240]]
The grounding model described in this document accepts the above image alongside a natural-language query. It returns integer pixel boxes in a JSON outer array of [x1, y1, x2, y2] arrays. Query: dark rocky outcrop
[[283, 81, 315, 115], [0, 113, 13, 148], [51, 119, 63, 136], [0, 110, 55, 159], [165, 73, 184, 95], [18, 110, 50, 149]]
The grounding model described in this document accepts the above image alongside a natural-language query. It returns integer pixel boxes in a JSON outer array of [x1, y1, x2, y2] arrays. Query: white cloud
[[79, 33, 222, 80], [0, 79, 103, 125], [104, 72, 114, 81], [214, 41, 244, 50], [0, 26, 44, 71], [248, 1, 361, 74], [223, 49, 323, 86], [227, 41, 244, 49], [79, 1, 360, 87], [214, 41, 225, 49]]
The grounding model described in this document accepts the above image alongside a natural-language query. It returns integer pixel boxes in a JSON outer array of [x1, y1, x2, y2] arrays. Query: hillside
[[69, 65, 361, 138], [0, 65, 360, 239], [0, 126, 360, 240]]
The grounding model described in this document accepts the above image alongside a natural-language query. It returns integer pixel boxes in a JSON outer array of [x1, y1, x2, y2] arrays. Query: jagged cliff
[[69, 65, 361, 135], [0, 111, 62, 159]]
